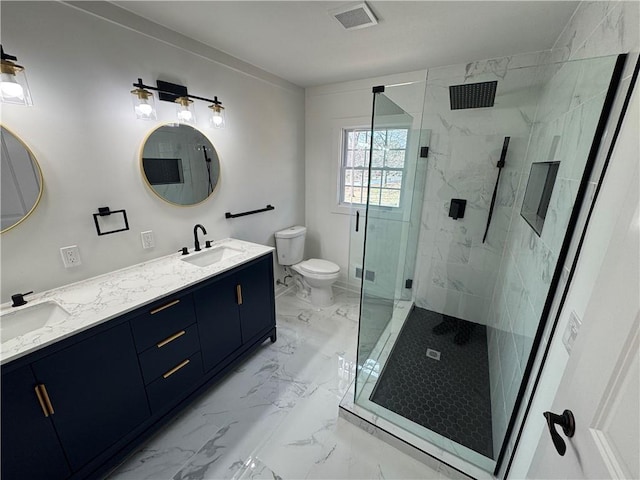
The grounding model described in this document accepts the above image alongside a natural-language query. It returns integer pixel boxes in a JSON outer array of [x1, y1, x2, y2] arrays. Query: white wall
[[507, 1, 639, 476], [0, 1, 305, 303]]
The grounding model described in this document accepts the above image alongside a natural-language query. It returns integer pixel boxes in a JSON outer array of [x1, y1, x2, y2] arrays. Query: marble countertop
[[0, 238, 274, 365]]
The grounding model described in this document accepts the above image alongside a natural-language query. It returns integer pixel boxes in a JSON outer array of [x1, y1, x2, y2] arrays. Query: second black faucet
[[193, 224, 207, 252]]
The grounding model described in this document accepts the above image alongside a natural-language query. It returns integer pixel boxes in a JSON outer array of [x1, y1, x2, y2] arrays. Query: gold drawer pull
[[41, 384, 55, 415], [34, 385, 50, 417], [157, 330, 186, 348], [163, 359, 190, 379], [35, 384, 55, 416], [236, 285, 243, 305], [150, 299, 180, 315]]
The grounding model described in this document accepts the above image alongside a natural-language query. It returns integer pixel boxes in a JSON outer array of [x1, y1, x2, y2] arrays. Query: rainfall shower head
[[449, 81, 498, 110]]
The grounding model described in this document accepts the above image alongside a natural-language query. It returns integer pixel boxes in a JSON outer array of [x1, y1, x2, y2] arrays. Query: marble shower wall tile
[[552, 1, 639, 63], [426, 51, 549, 83], [550, 1, 620, 63], [415, 53, 544, 326]]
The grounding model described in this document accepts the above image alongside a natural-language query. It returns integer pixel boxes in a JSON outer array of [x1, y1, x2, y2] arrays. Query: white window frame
[[330, 114, 418, 220], [339, 127, 409, 209]]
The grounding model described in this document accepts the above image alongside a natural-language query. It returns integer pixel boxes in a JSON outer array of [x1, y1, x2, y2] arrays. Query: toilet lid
[[299, 259, 340, 275]]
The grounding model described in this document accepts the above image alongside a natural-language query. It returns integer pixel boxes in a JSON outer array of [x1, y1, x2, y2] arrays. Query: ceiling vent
[[331, 2, 378, 30]]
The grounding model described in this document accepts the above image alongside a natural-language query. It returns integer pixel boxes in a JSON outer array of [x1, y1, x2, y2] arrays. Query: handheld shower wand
[[482, 136, 510, 244]]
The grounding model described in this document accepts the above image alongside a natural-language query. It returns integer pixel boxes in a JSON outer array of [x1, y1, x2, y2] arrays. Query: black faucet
[[193, 224, 207, 252], [11, 291, 33, 307]]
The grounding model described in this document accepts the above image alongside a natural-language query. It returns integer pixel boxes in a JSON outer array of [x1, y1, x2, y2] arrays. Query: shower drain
[[426, 348, 441, 361]]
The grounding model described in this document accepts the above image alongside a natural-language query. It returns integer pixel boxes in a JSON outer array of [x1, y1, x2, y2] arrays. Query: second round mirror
[[141, 124, 220, 206], [1, 126, 43, 233]]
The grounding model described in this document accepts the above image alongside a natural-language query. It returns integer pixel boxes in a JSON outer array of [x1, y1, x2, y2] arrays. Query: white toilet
[[275, 226, 340, 308]]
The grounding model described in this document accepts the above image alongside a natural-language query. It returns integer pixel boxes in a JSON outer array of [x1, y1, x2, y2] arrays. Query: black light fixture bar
[[132, 78, 221, 105], [1, 45, 18, 62]]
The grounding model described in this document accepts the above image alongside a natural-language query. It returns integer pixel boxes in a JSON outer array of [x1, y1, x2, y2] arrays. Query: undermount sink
[[181, 245, 244, 268], [0, 301, 70, 344]]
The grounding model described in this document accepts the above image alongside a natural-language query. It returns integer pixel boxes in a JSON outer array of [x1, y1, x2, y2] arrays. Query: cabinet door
[[31, 322, 150, 471], [194, 273, 243, 372], [1, 366, 71, 480], [238, 254, 276, 343]]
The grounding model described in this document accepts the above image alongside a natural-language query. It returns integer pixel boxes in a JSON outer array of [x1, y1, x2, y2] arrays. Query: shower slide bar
[[482, 137, 510, 243]]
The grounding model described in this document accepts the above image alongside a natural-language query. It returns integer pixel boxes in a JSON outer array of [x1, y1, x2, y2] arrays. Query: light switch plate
[[141, 231, 155, 249], [562, 310, 582, 354]]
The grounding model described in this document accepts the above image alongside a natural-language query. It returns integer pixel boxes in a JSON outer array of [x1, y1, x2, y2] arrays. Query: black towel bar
[[225, 205, 275, 219]]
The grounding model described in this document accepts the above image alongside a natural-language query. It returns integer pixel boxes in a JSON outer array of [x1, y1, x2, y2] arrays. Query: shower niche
[[347, 53, 626, 476], [521, 161, 560, 235]]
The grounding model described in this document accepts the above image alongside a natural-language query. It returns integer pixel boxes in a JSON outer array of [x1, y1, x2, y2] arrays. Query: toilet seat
[[298, 259, 340, 276]]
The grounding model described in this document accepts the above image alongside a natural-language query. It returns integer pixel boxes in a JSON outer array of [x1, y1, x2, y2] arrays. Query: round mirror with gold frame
[[1, 125, 43, 233], [140, 123, 221, 206]]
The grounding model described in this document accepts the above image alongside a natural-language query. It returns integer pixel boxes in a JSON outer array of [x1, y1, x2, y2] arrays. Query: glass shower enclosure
[[352, 54, 624, 473]]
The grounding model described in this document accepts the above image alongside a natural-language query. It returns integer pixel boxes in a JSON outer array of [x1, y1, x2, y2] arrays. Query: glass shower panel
[[355, 90, 424, 409], [351, 54, 623, 475], [487, 54, 622, 465]]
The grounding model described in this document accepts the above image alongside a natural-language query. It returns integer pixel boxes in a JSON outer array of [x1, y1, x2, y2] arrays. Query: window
[[340, 128, 408, 208]]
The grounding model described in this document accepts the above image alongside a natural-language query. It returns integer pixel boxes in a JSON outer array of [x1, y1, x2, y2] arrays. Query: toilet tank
[[274, 226, 306, 266]]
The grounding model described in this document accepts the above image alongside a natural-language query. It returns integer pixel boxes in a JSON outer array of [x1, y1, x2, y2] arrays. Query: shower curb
[[338, 402, 482, 480]]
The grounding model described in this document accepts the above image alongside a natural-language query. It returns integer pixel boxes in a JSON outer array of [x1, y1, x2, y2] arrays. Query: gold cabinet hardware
[[236, 285, 243, 305], [41, 384, 55, 415], [35, 384, 55, 416], [34, 385, 49, 417], [150, 299, 180, 315], [162, 359, 190, 379], [157, 330, 186, 348]]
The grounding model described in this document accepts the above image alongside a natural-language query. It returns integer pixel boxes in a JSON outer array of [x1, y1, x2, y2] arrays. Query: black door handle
[[543, 409, 575, 456], [355, 210, 360, 232]]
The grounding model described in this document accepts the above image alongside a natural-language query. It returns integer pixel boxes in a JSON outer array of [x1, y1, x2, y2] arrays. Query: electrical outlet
[[60, 246, 82, 268], [141, 231, 155, 249]]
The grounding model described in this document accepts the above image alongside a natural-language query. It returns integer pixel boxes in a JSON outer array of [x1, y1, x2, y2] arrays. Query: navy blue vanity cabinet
[[0, 251, 276, 480], [130, 295, 205, 413], [30, 322, 151, 472], [236, 253, 276, 344], [194, 271, 244, 372], [1, 365, 72, 480], [195, 253, 276, 373]]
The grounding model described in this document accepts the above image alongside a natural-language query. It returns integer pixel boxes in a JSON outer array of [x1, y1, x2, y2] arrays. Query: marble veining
[[0, 238, 273, 364], [107, 289, 445, 480]]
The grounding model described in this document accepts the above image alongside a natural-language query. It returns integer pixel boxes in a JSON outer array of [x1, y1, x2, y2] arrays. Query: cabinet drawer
[[130, 294, 196, 352], [146, 352, 203, 413], [138, 324, 200, 384]]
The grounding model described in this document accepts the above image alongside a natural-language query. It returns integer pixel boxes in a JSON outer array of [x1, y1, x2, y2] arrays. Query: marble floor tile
[[107, 288, 442, 480]]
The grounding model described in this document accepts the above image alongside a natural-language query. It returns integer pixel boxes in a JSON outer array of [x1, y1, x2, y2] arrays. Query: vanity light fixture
[[175, 96, 196, 125], [208, 96, 225, 129], [0, 45, 33, 106], [130, 85, 157, 120], [131, 78, 225, 128]]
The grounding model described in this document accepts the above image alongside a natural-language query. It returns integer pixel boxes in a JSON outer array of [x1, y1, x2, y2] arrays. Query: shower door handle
[[355, 211, 360, 232], [543, 409, 575, 456]]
